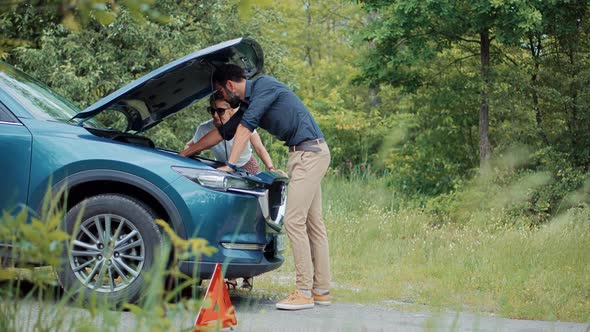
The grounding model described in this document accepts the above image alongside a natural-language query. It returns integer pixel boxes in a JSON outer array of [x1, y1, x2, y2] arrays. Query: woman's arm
[[179, 128, 223, 157], [249, 131, 274, 171], [184, 139, 194, 150]]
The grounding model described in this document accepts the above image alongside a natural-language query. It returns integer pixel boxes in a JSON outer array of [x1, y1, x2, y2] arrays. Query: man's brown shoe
[[311, 290, 332, 305], [275, 290, 314, 310]]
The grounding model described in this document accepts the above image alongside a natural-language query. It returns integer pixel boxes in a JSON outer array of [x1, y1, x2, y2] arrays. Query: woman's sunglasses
[[207, 107, 229, 116]]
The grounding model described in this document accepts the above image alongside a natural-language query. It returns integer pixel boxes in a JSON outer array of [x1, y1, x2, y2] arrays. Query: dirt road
[[10, 294, 590, 331]]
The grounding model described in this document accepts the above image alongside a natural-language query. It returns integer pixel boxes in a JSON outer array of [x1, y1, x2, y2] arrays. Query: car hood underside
[[73, 38, 263, 133]]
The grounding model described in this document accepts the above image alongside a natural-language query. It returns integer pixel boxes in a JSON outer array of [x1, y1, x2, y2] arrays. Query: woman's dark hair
[[212, 63, 246, 86], [209, 89, 236, 112]]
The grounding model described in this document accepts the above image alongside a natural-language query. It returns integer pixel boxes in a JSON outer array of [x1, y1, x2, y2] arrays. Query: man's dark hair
[[212, 63, 247, 86]]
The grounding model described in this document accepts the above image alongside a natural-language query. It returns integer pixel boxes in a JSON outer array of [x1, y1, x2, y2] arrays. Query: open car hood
[[73, 37, 263, 132]]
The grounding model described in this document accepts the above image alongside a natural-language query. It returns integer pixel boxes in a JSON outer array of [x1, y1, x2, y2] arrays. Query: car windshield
[[0, 62, 105, 128]]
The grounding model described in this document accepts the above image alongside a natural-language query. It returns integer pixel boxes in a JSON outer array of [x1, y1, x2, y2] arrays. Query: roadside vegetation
[[328, 173, 588, 321], [257, 167, 590, 323]]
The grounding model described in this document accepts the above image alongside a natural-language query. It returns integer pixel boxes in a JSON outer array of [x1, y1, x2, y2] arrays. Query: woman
[[184, 94, 275, 175]]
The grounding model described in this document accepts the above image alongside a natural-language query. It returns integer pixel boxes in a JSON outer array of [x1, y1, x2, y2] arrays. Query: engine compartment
[[85, 127, 155, 148], [84, 127, 226, 168]]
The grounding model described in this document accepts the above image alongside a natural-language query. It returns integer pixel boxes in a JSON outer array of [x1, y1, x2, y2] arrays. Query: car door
[[0, 101, 32, 215]]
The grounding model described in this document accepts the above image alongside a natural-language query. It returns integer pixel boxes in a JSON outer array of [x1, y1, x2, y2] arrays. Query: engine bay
[[86, 127, 155, 148], [84, 127, 225, 168]]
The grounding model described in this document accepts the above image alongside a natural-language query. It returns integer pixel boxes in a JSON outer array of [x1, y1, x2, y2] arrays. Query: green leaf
[[92, 10, 117, 25]]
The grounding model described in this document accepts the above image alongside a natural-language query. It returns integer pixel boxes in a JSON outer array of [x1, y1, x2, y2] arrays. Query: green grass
[[257, 175, 590, 322]]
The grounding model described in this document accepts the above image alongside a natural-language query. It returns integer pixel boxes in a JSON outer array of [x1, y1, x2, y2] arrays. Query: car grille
[[257, 179, 287, 231], [268, 181, 286, 220]]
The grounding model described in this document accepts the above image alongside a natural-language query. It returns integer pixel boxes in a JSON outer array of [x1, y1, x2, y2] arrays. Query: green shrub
[[316, 175, 590, 322]]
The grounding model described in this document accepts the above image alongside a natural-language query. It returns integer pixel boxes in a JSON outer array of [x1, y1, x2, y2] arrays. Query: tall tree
[[255, 0, 378, 167], [357, 0, 542, 170], [535, 1, 590, 167]]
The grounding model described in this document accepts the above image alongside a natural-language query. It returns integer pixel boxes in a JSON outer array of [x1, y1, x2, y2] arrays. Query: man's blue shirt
[[241, 75, 324, 146]]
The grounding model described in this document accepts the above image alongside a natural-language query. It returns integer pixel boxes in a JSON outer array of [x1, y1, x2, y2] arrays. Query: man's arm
[[249, 131, 274, 170], [179, 128, 223, 157], [217, 124, 252, 171]]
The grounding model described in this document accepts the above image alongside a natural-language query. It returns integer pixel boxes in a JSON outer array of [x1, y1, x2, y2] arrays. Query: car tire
[[58, 194, 163, 305]]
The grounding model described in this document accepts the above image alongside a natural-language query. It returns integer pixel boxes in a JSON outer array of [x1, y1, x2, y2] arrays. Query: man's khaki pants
[[285, 142, 331, 291]]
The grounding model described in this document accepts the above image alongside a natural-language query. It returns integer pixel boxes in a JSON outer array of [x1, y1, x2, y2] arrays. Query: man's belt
[[289, 138, 325, 152]]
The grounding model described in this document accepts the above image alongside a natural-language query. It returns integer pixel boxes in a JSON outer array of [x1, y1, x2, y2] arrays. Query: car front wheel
[[58, 194, 162, 305]]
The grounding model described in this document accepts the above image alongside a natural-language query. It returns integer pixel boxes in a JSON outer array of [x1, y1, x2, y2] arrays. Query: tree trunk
[[479, 29, 493, 171], [369, 86, 381, 107], [367, 10, 380, 109], [568, 48, 578, 151], [529, 35, 549, 145], [305, 1, 313, 67]]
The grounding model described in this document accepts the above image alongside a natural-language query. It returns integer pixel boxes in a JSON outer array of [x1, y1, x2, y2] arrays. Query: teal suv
[[0, 38, 287, 303]]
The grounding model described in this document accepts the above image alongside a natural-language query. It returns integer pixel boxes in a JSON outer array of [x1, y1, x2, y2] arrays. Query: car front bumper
[[179, 253, 284, 279], [165, 172, 287, 279]]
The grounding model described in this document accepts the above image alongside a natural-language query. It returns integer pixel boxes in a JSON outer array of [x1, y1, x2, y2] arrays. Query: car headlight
[[172, 166, 262, 191]]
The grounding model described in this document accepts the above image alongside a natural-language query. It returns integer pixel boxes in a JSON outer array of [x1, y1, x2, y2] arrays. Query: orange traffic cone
[[194, 263, 237, 332]]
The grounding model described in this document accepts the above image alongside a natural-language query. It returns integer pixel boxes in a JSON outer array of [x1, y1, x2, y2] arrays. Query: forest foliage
[[1, 0, 589, 225]]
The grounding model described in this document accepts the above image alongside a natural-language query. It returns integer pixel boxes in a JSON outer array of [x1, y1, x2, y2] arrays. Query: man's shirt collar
[[245, 79, 254, 102]]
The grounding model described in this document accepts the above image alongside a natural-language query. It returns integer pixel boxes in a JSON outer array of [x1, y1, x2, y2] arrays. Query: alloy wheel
[[69, 213, 145, 293]]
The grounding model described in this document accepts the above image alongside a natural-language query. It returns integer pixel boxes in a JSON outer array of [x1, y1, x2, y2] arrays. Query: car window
[[0, 62, 85, 124], [0, 102, 19, 123]]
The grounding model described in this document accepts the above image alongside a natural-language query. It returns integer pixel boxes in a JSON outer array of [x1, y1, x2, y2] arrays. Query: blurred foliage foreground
[[0, 189, 217, 332]]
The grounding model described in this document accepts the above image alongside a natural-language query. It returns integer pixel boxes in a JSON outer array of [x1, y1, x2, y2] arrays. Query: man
[[206, 63, 332, 310]]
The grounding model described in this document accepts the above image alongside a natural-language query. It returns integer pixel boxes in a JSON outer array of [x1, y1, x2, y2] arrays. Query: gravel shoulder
[[7, 293, 589, 332]]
